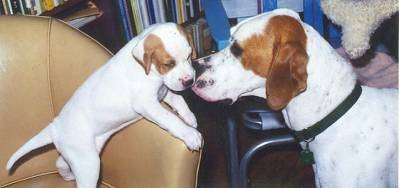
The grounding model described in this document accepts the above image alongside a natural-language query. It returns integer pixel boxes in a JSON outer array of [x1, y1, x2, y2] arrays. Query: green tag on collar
[[300, 149, 315, 165]]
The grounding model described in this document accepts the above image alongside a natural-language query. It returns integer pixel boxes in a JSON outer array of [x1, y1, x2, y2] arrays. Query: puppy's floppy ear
[[177, 25, 197, 59], [266, 42, 308, 110], [132, 34, 159, 75]]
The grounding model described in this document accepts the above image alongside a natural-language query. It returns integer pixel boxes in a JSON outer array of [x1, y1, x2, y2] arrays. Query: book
[[188, 0, 194, 18], [182, 0, 188, 22], [125, 0, 137, 35], [53, 0, 63, 7], [116, 0, 134, 41], [146, 0, 155, 24], [0, 1, 4, 14], [67, 15, 97, 28], [138, 0, 150, 28], [63, 1, 102, 28], [24, 0, 36, 14], [130, 0, 143, 33], [6, 0, 13, 14], [176, 0, 183, 23], [198, 0, 202, 12], [43, 0, 54, 11], [163, 0, 173, 22], [170, 0, 177, 22], [198, 18, 213, 55], [191, 0, 200, 19], [185, 18, 213, 57], [33, 0, 44, 15], [9, 0, 21, 14], [152, 0, 160, 23], [157, 0, 165, 22], [2, 0, 9, 14], [17, 0, 29, 14]]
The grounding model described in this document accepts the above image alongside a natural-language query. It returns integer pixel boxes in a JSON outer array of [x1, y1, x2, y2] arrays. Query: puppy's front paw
[[182, 112, 198, 128], [58, 168, 75, 181], [180, 127, 203, 151]]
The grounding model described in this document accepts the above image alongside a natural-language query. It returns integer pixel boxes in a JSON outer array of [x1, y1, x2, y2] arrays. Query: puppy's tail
[[6, 124, 53, 171]]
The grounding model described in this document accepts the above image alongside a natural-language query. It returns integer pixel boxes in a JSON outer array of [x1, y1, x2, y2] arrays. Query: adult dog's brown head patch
[[238, 15, 308, 110], [135, 34, 176, 75]]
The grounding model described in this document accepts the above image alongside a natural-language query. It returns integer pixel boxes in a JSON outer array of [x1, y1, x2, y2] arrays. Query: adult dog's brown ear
[[132, 34, 160, 75], [263, 15, 308, 110], [177, 25, 197, 59], [266, 42, 308, 110], [239, 16, 308, 110]]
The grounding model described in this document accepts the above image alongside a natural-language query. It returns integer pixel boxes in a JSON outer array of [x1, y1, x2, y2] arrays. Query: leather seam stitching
[[0, 171, 58, 187], [0, 170, 115, 187], [47, 18, 55, 117]]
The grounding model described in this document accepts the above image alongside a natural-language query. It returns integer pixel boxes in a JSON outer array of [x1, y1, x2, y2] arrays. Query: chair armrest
[[242, 109, 285, 130], [233, 97, 286, 131]]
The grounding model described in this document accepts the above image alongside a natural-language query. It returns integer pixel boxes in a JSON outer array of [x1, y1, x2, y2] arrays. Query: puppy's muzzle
[[182, 78, 194, 87]]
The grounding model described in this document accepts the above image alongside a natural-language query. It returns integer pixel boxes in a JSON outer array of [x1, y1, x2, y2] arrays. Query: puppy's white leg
[[56, 156, 75, 181], [163, 91, 198, 128], [59, 140, 100, 188], [70, 153, 100, 188], [56, 134, 110, 182], [136, 100, 202, 151]]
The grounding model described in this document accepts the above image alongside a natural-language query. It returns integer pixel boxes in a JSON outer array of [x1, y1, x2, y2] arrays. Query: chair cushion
[[2, 172, 113, 188]]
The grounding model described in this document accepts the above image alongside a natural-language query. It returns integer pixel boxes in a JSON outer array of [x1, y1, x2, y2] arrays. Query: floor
[[183, 91, 315, 188]]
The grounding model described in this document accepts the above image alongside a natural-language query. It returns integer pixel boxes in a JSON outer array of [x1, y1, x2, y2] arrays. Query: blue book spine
[[117, 0, 134, 41], [262, 0, 277, 12], [146, 0, 156, 24], [171, 0, 177, 23]]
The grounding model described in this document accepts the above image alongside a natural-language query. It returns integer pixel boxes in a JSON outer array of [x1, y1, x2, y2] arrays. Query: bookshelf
[[0, 0, 212, 54], [39, 0, 86, 16]]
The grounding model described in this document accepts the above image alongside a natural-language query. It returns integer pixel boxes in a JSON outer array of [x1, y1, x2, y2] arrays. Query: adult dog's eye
[[164, 60, 176, 67], [230, 41, 243, 58]]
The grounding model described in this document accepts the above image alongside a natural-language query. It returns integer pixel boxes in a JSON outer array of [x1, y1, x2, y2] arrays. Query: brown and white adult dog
[[7, 23, 202, 188], [192, 9, 397, 187]]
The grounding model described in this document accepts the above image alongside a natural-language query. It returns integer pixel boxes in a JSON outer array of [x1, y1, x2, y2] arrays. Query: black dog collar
[[293, 82, 362, 142]]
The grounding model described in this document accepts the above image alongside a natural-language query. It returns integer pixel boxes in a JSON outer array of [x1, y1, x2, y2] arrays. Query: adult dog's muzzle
[[192, 55, 212, 78]]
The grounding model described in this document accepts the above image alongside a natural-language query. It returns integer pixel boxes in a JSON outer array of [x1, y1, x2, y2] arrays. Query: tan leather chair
[[0, 16, 201, 188]]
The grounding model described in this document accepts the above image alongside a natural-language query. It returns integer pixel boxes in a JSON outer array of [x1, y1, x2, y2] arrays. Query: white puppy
[[193, 9, 397, 188], [7, 23, 202, 188]]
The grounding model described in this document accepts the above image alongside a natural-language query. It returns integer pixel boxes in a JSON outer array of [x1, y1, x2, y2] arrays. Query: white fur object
[[193, 9, 397, 187], [320, 0, 398, 58], [6, 23, 202, 188]]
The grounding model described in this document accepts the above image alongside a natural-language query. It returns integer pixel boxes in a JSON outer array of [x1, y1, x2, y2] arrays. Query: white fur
[[193, 9, 398, 187], [7, 23, 202, 188]]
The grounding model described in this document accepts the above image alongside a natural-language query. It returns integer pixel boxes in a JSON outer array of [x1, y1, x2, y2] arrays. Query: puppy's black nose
[[183, 79, 194, 87]]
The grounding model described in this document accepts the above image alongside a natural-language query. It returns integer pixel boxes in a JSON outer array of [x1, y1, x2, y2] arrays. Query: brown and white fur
[[192, 9, 397, 188], [7, 23, 202, 188]]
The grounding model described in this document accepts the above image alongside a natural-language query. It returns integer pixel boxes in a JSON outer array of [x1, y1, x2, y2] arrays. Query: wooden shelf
[[40, 0, 86, 17]]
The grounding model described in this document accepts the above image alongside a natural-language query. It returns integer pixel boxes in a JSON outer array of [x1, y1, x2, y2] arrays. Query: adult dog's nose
[[183, 78, 194, 87], [195, 79, 207, 88]]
